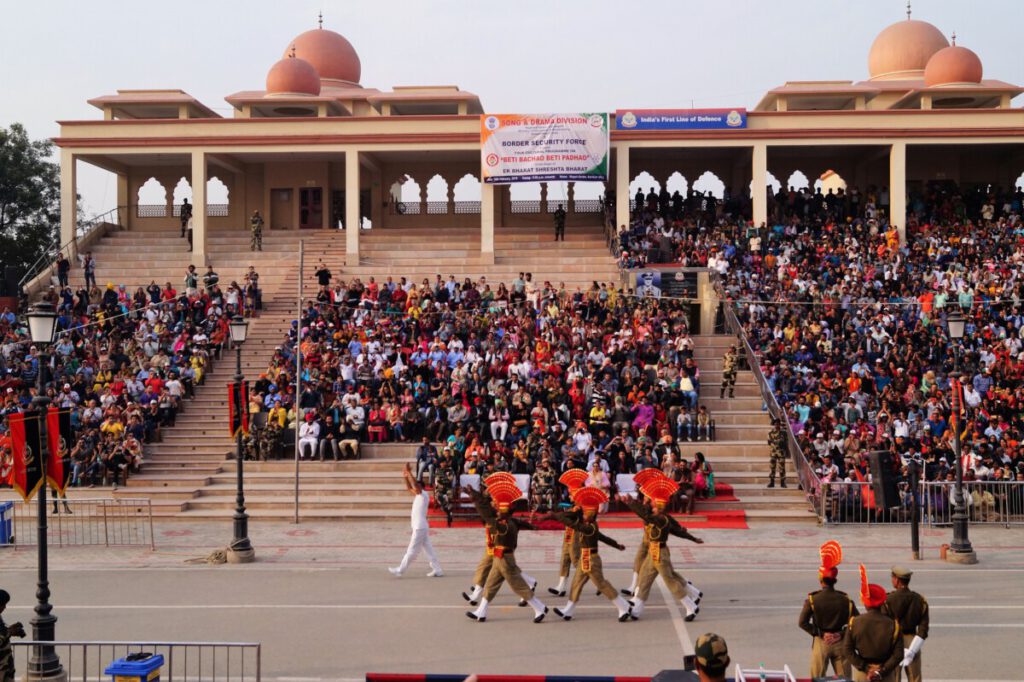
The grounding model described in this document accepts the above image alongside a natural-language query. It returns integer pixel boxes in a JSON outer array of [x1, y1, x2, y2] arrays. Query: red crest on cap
[[859, 564, 887, 608], [641, 478, 679, 504], [819, 540, 843, 579], [484, 472, 516, 487], [487, 481, 522, 511], [572, 486, 609, 511], [559, 469, 589, 491], [634, 468, 667, 488]]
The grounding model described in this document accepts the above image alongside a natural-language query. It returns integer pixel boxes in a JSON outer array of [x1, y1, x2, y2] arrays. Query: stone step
[[183, 495, 410, 511]]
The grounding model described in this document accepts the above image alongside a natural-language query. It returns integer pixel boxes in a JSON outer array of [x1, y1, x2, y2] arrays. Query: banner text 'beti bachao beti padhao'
[[615, 108, 747, 130], [481, 113, 609, 184]]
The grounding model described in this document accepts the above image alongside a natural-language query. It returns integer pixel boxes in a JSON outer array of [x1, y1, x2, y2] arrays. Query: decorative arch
[[390, 174, 423, 215], [787, 171, 811, 190], [666, 171, 688, 197], [817, 170, 848, 194], [172, 177, 192, 205], [206, 176, 230, 217], [137, 177, 167, 217], [629, 171, 661, 201], [692, 171, 725, 198], [452, 173, 481, 202]]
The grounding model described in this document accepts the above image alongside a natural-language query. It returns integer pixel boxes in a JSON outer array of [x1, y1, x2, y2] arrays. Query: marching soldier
[[720, 344, 738, 399], [0, 589, 26, 682], [768, 418, 787, 488], [461, 473, 536, 608], [250, 210, 264, 251], [844, 565, 903, 682], [620, 479, 704, 621], [885, 567, 928, 682], [433, 453, 456, 527], [546, 469, 587, 597], [553, 487, 633, 622], [465, 480, 548, 623], [799, 541, 857, 679], [621, 468, 666, 597]]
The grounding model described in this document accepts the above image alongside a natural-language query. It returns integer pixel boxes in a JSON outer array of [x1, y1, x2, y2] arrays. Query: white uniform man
[[298, 412, 320, 460], [390, 462, 443, 577]]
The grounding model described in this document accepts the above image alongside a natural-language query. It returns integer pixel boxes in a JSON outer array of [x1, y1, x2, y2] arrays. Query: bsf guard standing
[[433, 454, 456, 527], [0, 589, 27, 682], [250, 210, 264, 251], [768, 418, 787, 488], [844, 565, 903, 682], [885, 567, 929, 682], [799, 541, 857, 679], [720, 344, 738, 399]]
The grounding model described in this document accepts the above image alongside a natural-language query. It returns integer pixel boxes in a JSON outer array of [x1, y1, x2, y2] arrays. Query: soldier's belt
[[493, 545, 511, 559], [581, 548, 593, 572], [649, 541, 662, 564], [563, 528, 574, 544]]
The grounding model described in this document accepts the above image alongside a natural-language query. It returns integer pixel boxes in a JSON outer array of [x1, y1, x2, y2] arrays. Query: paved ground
[[2, 520, 1022, 681]]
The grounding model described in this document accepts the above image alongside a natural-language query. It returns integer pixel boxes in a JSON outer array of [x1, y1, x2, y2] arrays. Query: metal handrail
[[18, 205, 129, 289], [712, 274, 821, 505]]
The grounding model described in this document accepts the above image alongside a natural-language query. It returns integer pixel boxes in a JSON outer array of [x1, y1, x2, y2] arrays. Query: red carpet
[[428, 508, 747, 530]]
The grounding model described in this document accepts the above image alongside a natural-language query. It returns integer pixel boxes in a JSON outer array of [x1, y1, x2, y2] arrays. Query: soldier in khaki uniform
[[885, 567, 929, 682], [844, 566, 903, 682], [0, 589, 26, 682], [799, 541, 858, 679], [553, 487, 633, 622], [546, 469, 587, 597], [720, 345, 738, 399], [621, 479, 704, 621], [250, 210, 264, 251], [465, 480, 547, 623], [461, 474, 536, 608], [621, 468, 666, 597], [768, 418, 787, 488]]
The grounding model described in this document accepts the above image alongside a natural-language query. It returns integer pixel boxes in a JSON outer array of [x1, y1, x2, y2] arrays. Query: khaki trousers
[[809, 635, 851, 679], [632, 540, 649, 573], [899, 633, 921, 682], [568, 551, 618, 602], [472, 549, 493, 587], [482, 553, 534, 602], [635, 544, 688, 602]]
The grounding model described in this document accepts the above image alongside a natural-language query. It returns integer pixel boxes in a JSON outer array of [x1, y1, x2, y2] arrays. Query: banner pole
[[294, 239, 303, 524]]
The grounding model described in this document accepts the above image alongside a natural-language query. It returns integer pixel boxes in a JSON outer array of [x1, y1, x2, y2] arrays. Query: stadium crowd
[[0, 262, 258, 492]]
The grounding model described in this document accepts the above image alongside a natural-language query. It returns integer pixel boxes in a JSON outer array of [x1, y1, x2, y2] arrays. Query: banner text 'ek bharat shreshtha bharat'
[[481, 113, 609, 184]]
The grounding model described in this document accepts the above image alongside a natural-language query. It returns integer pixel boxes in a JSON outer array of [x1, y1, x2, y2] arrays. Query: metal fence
[[12, 641, 260, 681], [818, 480, 1024, 526], [5, 497, 155, 549]]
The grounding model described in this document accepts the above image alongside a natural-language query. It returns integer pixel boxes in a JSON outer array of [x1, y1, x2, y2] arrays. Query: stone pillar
[[419, 184, 428, 216], [540, 183, 549, 214], [190, 151, 207, 267], [480, 182, 495, 265], [567, 182, 576, 214], [116, 172, 129, 228], [447, 181, 456, 215], [751, 142, 768, 227], [59, 149, 78, 259], [890, 142, 907, 243], [345, 151, 360, 266], [615, 146, 630, 231]]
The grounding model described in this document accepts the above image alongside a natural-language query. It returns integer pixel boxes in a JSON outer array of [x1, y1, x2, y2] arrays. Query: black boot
[[63, 502, 73, 514]]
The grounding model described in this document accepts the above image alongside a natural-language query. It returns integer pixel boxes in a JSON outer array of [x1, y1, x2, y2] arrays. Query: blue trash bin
[[0, 501, 13, 545], [104, 653, 164, 682]]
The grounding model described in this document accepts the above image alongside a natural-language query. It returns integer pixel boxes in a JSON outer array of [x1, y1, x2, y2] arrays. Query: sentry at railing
[[6, 497, 155, 549], [12, 641, 261, 682]]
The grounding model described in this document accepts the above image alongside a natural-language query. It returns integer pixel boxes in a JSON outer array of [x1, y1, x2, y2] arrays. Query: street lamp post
[[26, 302, 65, 681], [228, 315, 254, 562], [946, 310, 977, 564]]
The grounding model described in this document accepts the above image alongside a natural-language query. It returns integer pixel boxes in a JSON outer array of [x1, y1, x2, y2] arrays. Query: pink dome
[[266, 55, 321, 96], [868, 19, 949, 80], [924, 45, 983, 87], [287, 29, 361, 85]]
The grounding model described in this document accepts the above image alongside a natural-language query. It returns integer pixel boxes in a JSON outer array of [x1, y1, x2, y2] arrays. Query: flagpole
[[294, 239, 303, 524]]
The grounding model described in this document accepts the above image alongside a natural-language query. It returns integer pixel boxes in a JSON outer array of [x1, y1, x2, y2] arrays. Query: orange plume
[[487, 481, 523, 510], [485, 472, 516, 487], [572, 486, 610, 511], [559, 469, 589, 491], [634, 469, 667, 488], [641, 478, 680, 504], [818, 540, 843, 578], [858, 563, 887, 607]]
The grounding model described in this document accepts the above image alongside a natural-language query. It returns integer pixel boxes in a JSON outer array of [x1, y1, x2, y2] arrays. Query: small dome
[[287, 29, 361, 85], [868, 19, 949, 80], [266, 55, 321, 96], [924, 45, 983, 87]]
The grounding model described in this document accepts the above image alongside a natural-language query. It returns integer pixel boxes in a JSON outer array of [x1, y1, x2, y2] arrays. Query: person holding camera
[[0, 589, 27, 682]]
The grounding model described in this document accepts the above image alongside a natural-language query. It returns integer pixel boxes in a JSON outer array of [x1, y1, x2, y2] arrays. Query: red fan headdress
[[634, 468, 667, 488], [641, 478, 680, 505], [572, 486, 609, 512], [484, 472, 516, 488], [487, 481, 523, 512], [859, 564, 887, 608], [559, 469, 589, 492], [818, 540, 843, 580]]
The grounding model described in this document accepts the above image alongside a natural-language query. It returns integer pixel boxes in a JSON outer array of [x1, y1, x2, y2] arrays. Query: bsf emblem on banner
[[726, 110, 743, 127], [23, 444, 34, 467], [620, 112, 637, 128]]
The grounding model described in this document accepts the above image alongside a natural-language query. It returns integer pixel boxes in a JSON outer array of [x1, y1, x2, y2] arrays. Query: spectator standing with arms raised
[[389, 462, 443, 578]]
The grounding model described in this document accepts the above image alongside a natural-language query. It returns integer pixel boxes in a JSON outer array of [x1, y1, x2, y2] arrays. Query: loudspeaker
[[868, 450, 901, 509]]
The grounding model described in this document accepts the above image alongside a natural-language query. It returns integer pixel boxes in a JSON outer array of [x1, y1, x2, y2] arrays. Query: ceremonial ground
[[2, 522, 1021, 681]]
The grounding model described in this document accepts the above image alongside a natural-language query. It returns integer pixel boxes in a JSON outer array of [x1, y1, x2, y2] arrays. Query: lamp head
[[229, 315, 249, 344], [27, 302, 58, 346]]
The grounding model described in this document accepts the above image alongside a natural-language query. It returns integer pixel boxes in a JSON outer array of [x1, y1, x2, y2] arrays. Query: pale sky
[[3, 0, 1022, 213]]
